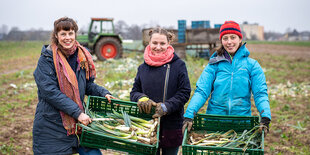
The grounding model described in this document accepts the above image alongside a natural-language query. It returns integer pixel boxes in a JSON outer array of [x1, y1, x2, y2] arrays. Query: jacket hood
[[170, 53, 180, 63], [209, 42, 249, 64], [41, 45, 53, 57]]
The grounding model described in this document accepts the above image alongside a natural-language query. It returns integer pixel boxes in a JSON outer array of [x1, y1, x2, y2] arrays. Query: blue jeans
[[157, 147, 179, 155], [77, 146, 102, 155]]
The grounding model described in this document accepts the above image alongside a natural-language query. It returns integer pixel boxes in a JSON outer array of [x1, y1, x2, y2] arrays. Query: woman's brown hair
[[51, 17, 78, 45], [148, 27, 175, 43]]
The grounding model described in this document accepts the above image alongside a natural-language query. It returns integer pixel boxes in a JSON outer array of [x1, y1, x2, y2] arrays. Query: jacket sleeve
[[85, 77, 111, 97], [184, 64, 216, 119], [130, 66, 146, 102], [33, 54, 82, 119], [164, 62, 191, 114], [251, 61, 271, 120]]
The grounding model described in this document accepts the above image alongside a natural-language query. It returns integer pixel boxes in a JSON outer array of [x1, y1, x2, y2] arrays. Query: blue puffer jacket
[[32, 45, 110, 155], [184, 43, 271, 120]]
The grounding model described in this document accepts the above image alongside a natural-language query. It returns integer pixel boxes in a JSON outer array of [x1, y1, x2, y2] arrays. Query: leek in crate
[[79, 109, 158, 144], [78, 96, 160, 155], [182, 114, 264, 155]]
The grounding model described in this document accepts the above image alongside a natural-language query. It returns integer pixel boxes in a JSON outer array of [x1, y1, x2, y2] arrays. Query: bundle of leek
[[78, 109, 158, 145], [188, 125, 263, 152]]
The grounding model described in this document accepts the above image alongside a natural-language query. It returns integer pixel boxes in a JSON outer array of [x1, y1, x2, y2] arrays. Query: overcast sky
[[1, 0, 309, 33]]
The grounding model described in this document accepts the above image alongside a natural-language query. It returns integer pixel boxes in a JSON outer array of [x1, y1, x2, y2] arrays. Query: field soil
[[1, 44, 309, 155], [247, 44, 310, 59]]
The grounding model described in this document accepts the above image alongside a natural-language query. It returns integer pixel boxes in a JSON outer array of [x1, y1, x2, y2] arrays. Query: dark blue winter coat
[[32, 45, 110, 155], [130, 54, 191, 147]]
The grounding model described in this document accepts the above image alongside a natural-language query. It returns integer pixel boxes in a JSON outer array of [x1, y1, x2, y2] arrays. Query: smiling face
[[149, 33, 170, 55], [221, 34, 242, 55], [56, 29, 76, 49]]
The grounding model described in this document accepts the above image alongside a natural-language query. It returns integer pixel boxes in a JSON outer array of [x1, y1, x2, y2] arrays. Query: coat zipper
[[163, 64, 170, 102], [229, 60, 235, 115]]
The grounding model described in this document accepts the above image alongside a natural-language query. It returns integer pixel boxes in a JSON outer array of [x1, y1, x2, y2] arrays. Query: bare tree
[[264, 31, 284, 41], [0, 24, 9, 35], [126, 24, 142, 40], [115, 20, 129, 39]]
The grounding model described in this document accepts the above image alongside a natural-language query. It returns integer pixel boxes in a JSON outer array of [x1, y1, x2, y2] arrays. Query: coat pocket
[[42, 102, 62, 124]]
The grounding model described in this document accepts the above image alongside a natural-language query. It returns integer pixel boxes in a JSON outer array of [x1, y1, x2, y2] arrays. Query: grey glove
[[182, 118, 193, 134], [137, 97, 155, 114], [152, 102, 167, 118]]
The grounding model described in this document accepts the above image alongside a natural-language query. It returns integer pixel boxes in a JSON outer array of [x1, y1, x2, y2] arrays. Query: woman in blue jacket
[[130, 27, 191, 155], [183, 21, 271, 135], [32, 17, 115, 155]]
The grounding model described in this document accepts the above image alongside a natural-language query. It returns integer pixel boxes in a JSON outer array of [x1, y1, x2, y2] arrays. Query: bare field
[[0, 42, 309, 154]]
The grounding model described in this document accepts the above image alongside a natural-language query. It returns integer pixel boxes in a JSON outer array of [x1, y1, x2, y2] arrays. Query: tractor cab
[[77, 18, 123, 61], [88, 18, 114, 42]]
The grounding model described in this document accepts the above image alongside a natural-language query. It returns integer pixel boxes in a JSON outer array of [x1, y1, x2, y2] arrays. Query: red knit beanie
[[219, 21, 243, 40]]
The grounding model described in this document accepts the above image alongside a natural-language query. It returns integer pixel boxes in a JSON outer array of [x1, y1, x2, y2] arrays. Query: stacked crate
[[178, 20, 186, 43], [191, 20, 210, 29], [214, 24, 222, 28], [199, 49, 210, 58]]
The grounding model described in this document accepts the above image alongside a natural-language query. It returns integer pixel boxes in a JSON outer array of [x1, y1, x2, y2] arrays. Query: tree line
[[0, 20, 161, 41], [1, 22, 307, 41]]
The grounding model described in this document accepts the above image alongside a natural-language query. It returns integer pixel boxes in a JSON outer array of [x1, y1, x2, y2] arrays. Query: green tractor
[[77, 18, 123, 61]]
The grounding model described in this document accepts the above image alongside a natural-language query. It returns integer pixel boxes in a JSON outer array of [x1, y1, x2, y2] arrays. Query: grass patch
[[247, 41, 310, 47], [0, 68, 36, 118], [0, 41, 45, 74], [0, 41, 47, 58], [251, 52, 310, 84], [0, 142, 15, 154]]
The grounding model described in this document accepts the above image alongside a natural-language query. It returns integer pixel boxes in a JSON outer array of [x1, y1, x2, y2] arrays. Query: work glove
[[152, 102, 167, 118], [260, 117, 271, 137], [137, 97, 156, 114], [182, 118, 193, 134]]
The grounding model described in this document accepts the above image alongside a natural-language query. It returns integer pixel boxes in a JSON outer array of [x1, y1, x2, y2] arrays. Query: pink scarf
[[144, 45, 174, 67]]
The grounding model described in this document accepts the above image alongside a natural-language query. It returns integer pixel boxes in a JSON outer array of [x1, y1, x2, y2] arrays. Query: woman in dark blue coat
[[32, 17, 115, 155], [130, 27, 191, 155]]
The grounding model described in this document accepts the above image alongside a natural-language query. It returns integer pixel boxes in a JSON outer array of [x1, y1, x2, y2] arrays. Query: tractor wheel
[[95, 37, 123, 61]]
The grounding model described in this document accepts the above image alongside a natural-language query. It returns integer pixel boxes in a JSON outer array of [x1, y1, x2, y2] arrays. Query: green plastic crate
[[80, 96, 159, 155], [182, 114, 264, 155]]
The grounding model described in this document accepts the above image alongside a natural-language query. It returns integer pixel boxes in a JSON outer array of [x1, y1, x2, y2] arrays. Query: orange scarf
[[52, 41, 96, 135], [144, 45, 174, 67]]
